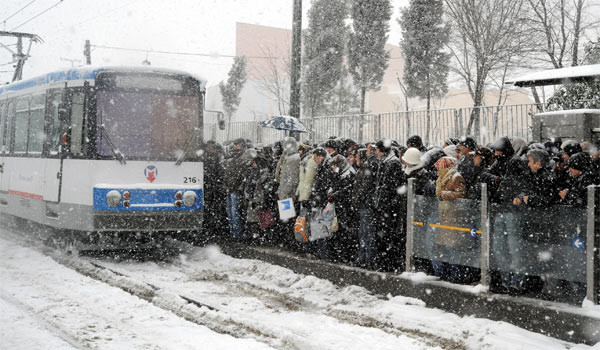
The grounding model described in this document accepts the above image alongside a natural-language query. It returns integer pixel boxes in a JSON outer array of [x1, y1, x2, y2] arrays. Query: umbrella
[[261, 115, 308, 133]]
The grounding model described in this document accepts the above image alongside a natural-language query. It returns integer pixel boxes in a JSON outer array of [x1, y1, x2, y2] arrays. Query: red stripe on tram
[[8, 190, 44, 200]]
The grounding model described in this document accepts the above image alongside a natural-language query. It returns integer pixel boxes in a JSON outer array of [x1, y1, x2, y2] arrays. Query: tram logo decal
[[144, 165, 158, 183]]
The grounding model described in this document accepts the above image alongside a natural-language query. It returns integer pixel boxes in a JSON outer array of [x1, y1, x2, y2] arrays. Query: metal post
[[289, 0, 302, 120], [480, 183, 490, 287], [405, 178, 415, 272], [84, 40, 91, 65], [586, 185, 597, 304]]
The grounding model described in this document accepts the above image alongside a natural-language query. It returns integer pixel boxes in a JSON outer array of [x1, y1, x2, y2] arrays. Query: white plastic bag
[[277, 198, 296, 221]]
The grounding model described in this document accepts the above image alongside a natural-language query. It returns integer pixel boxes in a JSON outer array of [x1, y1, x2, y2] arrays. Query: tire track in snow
[[100, 242, 466, 350]]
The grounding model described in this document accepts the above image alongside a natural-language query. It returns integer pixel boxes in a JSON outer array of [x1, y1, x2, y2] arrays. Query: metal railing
[[205, 103, 543, 146], [405, 179, 599, 305]]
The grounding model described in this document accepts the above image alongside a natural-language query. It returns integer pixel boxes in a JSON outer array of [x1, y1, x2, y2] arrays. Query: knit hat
[[406, 135, 423, 149], [434, 156, 457, 171], [459, 136, 477, 151], [375, 139, 392, 154], [443, 145, 458, 158], [401, 147, 422, 165], [566, 152, 592, 172], [562, 140, 583, 157]]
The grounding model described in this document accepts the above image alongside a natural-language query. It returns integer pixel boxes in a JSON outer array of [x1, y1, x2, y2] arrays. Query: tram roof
[[506, 64, 600, 87], [0, 66, 207, 94]]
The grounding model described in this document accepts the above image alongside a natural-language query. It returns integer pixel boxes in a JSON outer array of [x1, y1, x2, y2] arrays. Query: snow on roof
[[535, 109, 600, 116], [506, 64, 600, 87], [0, 65, 208, 95]]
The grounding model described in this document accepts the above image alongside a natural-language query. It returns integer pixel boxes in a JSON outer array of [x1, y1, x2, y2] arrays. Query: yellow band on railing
[[413, 221, 482, 234]]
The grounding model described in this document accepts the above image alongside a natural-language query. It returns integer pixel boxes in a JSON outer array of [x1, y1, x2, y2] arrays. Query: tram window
[[0, 103, 5, 152], [48, 92, 62, 156], [70, 92, 85, 155], [28, 94, 46, 154], [13, 97, 30, 154]]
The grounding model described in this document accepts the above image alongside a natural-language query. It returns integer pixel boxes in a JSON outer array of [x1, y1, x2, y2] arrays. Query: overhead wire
[[12, 0, 65, 31], [1, 0, 38, 26]]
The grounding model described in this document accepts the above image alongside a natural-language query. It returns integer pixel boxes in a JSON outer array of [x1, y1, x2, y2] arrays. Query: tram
[[0, 66, 205, 247]]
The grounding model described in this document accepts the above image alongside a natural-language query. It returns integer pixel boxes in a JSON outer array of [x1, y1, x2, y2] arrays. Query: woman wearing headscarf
[[433, 157, 466, 282]]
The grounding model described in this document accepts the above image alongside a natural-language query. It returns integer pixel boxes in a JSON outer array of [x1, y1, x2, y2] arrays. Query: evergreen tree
[[546, 40, 600, 111], [219, 56, 248, 136], [348, 0, 392, 115], [399, 0, 449, 145], [583, 38, 600, 65], [302, 0, 348, 118]]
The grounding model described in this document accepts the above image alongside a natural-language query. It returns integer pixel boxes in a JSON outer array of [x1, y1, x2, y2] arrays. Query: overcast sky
[[1, 0, 409, 87]]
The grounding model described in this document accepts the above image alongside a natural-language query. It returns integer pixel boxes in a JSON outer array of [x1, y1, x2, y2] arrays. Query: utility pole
[[60, 57, 81, 67], [289, 0, 302, 120], [84, 39, 91, 65], [0, 30, 42, 81]]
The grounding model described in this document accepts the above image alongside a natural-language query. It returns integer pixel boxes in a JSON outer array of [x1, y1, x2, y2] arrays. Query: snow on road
[[0, 236, 272, 350], [0, 225, 595, 350]]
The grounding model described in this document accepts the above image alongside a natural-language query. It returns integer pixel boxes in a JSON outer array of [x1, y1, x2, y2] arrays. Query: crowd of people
[[200, 134, 600, 293]]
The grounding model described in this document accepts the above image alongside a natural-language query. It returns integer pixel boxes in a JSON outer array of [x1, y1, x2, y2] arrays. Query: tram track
[[0, 218, 467, 349]]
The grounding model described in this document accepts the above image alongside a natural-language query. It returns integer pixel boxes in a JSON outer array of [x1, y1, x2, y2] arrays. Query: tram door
[[0, 101, 13, 206], [43, 90, 64, 209]]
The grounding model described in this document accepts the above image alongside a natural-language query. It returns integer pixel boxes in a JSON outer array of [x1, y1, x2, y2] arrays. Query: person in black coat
[[373, 140, 405, 271], [457, 136, 479, 195], [353, 148, 377, 268], [201, 141, 227, 243], [490, 146, 529, 293], [518, 149, 558, 208], [328, 155, 357, 263], [559, 152, 595, 207]]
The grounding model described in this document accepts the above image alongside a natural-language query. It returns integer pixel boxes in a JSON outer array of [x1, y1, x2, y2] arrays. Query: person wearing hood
[[403, 147, 437, 196], [328, 154, 358, 263], [559, 152, 595, 207], [276, 137, 301, 201], [224, 145, 255, 240], [373, 139, 405, 271]]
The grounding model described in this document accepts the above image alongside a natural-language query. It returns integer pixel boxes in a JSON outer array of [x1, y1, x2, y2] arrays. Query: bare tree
[[252, 43, 291, 115], [525, 0, 598, 68], [445, 0, 532, 138]]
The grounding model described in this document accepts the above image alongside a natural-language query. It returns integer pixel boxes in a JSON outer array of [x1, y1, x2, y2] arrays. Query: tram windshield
[[95, 74, 201, 161]]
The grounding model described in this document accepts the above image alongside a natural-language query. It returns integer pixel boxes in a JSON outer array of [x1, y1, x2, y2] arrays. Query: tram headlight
[[106, 190, 122, 207], [183, 191, 197, 207]]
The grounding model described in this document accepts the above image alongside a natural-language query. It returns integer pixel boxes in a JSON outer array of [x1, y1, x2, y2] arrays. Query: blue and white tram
[[0, 66, 205, 243]]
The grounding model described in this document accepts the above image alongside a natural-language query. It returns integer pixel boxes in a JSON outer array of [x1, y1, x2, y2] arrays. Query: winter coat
[[373, 152, 404, 213], [310, 158, 334, 210], [435, 168, 466, 247], [457, 156, 478, 194], [245, 167, 274, 222], [224, 151, 252, 194], [203, 153, 225, 207], [405, 165, 434, 196], [297, 156, 318, 202], [521, 167, 558, 208], [352, 160, 376, 210], [330, 162, 357, 231], [562, 171, 595, 207], [277, 138, 300, 200], [493, 157, 528, 207]]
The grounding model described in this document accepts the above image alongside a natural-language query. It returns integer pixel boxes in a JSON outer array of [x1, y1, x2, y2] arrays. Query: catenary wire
[[11, 0, 64, 31]]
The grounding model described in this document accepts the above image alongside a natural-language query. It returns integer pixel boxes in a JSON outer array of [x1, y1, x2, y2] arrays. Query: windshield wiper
[[175, 127, 201, 166], [100, 124, 126, 165]]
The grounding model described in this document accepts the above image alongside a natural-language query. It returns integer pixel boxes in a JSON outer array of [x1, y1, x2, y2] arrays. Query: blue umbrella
[[261, 115, 308, 133]]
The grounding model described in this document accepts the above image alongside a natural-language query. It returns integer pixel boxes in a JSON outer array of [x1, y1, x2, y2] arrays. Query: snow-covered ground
[[0, 224, 597, 349]]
